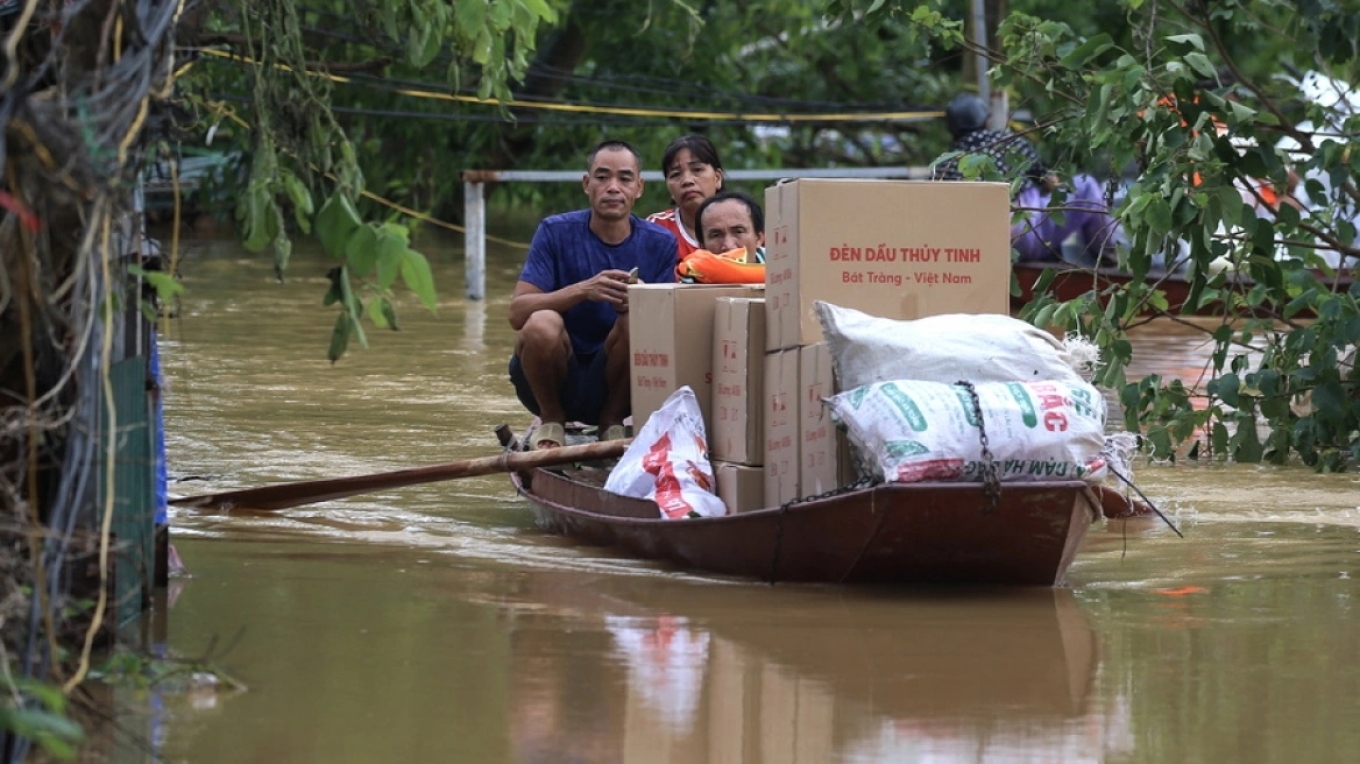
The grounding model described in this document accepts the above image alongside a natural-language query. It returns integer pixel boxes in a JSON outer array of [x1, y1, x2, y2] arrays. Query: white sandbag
[[826, 379, 1107, 484], [814, 301, 1094, 390], [604, 386, 728, 519]]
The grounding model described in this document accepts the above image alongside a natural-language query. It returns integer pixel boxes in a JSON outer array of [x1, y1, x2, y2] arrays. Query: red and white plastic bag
[[604, 386, 728, 519]]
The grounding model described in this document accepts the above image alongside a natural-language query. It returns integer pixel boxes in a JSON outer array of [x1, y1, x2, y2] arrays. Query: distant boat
[[1012, 260, 1354, 317], [141, 150, 240, 219]]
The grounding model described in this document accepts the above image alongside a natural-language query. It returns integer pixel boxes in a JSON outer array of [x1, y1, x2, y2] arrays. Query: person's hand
[[580, 269, 632, 311]]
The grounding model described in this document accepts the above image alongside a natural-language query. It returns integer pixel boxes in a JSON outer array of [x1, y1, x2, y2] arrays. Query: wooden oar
[[170, 437, 631, 511]]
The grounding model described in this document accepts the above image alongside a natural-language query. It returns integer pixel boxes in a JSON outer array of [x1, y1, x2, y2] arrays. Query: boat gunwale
[[514, 467, 1096, 526]]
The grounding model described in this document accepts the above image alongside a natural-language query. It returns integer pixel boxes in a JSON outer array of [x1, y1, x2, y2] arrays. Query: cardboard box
[[764, 179, 1011, 351], [715, 461, 765, 514], [712, 297, 766, 465], [763, 348, 799, 506], [629, 284, 763, 434], [799, 343, 840, 497]]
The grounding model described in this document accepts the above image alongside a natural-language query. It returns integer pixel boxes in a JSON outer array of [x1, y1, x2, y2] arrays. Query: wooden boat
[[511, 466, 1100, 586], [1012, 260, 1353, 316]]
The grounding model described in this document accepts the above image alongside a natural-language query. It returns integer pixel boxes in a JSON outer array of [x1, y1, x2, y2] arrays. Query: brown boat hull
[[513, 468, 1096, 586]]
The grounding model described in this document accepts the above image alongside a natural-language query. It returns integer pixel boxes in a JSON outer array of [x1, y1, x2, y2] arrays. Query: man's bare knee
[[520, 311, 570, 355]]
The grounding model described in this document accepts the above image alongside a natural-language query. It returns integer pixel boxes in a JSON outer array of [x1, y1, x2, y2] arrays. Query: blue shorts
[[508, 350, 614, 426]]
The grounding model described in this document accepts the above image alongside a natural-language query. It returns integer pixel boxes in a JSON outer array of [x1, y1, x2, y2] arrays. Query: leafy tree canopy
[[887, 0, 1360, 470], [183, 0, 1358, 469]]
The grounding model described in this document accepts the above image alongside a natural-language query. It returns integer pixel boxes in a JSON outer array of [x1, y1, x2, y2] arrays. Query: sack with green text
[[826, 379, 1107, 484]]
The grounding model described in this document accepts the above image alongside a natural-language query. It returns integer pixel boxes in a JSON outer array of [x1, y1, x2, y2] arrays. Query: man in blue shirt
[[509, 140, 677, 449]]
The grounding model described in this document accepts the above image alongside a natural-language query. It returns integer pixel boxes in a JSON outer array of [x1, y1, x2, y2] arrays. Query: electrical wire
[[194, 48, 944, 124]]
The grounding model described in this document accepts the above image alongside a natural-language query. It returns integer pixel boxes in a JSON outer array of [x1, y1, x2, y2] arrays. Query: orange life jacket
[[676, 248, 765, 284]]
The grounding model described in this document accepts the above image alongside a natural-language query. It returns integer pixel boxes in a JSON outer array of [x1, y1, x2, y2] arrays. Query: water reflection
[[498, 575, 1118, 764]]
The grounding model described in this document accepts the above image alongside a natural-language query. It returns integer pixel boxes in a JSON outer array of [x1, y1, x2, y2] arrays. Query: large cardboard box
[[712, 297, 766, 465], [763, 348, 799, 506], [715, 461, 765, 514], [629, 284, 763, 434], [764, 179, 1011, 351]]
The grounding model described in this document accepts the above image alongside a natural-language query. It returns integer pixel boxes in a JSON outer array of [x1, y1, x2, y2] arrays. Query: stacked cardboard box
[[711, 297, 766, 513], [762, 179, 1012, 504], [628, 284, 764, 435]]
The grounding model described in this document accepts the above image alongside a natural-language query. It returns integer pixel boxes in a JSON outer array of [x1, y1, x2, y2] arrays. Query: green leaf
[[1217, 184, 1243, 227], [520, 0, 554, 20], [375, 233, 406, 289], [1184, 52, 1217, 80], [316, 193, 362, 260], [1311, 380, 1347, 420], [128, 266, 185, 301], [240, 188, 272, 253], [1165, 34, 1205, 52], [1226, 100, 1256, 123], [1146, 196, 1172, 235], [345, 225, 380, 276], [366, 294, 390, 329], [472, 27, 493, 65], [1211, 421, 1229, 454], [421, 26, 443, 67], [454, 0, 487, 32], [1212, 372, 1241, 407], [281, 171, 313, 234], [1232, 413, 1264, 462], [1061, 34, 1113, 68], [323, 266, 342, 306], [273, 234, 292, 277], [327, 312, 350, 363], [399, 249, 438, 311], [338, 265, 361, 322]]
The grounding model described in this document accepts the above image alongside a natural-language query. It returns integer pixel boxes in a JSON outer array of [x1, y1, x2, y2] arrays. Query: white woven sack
[[826, 379, 1108, 484], [814, 301, 1093, 391]]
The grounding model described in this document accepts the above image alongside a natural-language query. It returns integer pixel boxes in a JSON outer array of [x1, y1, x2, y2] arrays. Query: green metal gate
[[96, 357, 157, 628]]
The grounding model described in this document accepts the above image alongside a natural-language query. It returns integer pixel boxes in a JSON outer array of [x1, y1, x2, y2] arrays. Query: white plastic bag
[[826, 379, 1108, 484], [814, 301, 1095, 390], [604, 386, 728, 519]]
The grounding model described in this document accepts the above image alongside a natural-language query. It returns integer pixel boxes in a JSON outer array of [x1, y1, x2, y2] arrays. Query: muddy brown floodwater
[[103, 230, 1360, 763]]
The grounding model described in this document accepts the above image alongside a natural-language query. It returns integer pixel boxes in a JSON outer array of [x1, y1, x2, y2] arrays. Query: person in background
[[694, 190, 766, 263], [508, 140, 677, 450], [648, 134, 726, 261], [933, 93, 1119, 264]]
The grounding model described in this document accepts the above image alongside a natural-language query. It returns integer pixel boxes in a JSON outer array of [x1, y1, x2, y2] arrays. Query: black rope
[[1107, 465, 1183, 538]]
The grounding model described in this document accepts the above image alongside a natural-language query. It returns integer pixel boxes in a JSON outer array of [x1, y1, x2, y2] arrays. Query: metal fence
[[460, 166, 935, 300]]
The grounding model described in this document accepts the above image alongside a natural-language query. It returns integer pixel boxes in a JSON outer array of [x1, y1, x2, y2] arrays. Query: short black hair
[[661, 134, 724, 176], [587, 140, 642, 171], [694, 190, 765, 242], [945, 93, 989, 138]]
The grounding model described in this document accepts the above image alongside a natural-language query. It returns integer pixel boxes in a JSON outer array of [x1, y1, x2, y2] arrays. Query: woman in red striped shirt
[[647, 135, 726, 262]]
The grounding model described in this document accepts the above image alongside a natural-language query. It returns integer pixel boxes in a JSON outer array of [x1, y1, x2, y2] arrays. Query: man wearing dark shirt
[[508, 140, 677, 449], [934, 93, 1118, 263]]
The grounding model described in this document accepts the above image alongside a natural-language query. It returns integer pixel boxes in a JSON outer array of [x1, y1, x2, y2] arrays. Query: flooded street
[[128, 229, 1360, 763]]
